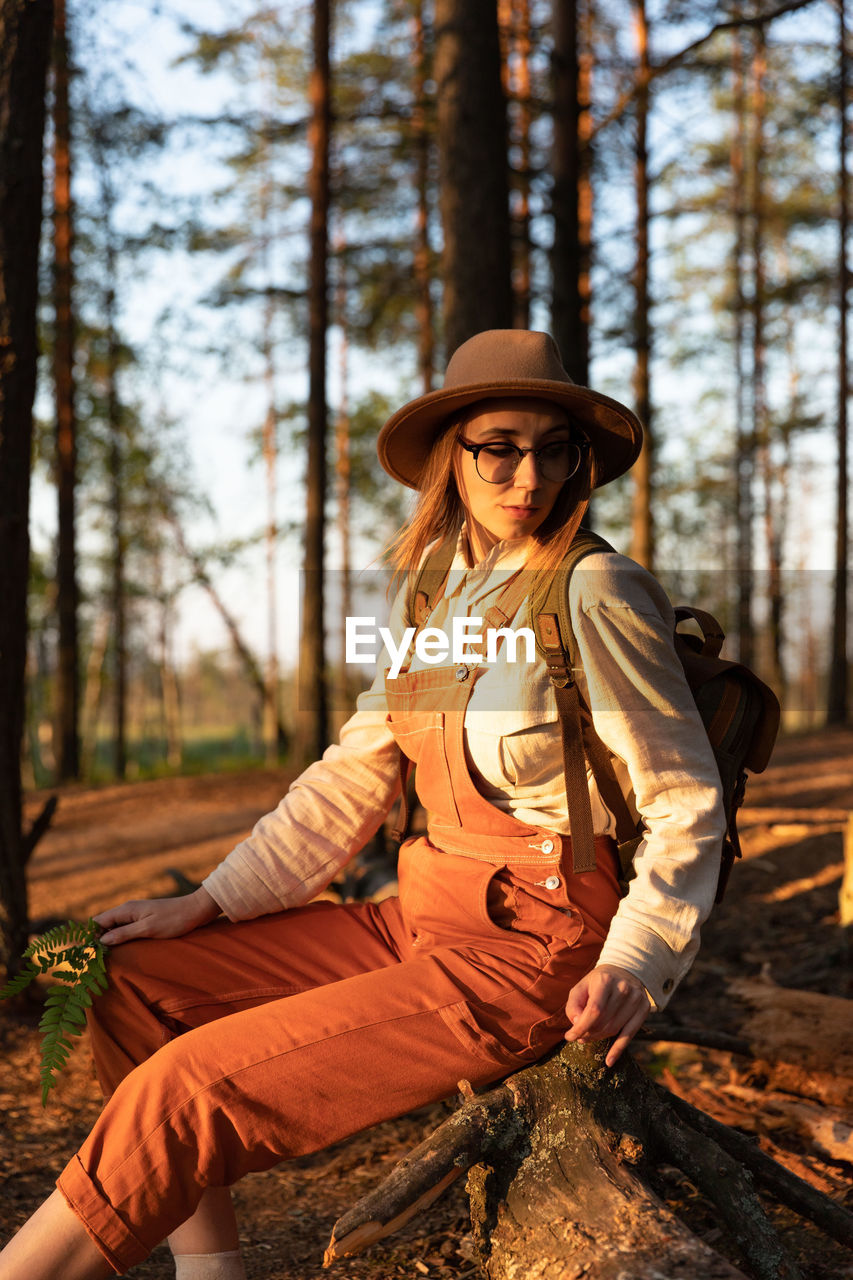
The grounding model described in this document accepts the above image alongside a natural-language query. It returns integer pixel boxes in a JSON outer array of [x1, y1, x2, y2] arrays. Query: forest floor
[[2, 728, 852, 1279]]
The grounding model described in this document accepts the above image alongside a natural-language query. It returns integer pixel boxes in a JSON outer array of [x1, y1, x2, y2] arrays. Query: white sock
[[173, 1250, 247, 1280]]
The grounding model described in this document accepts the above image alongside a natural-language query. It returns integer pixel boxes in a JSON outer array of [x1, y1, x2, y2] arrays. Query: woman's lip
[[502, 505, 540, 516]]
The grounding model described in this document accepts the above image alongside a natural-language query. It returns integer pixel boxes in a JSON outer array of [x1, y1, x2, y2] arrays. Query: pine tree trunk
[[53, 0, 79, 781], [262, 390, 280, 767], [434, 0, 513, 356], [158, 590, 182, 771], [828, 0, 850, 725], [732, 22, 755, 668], [0, 0, 53, 967], [503, 0, 532, 329], [106, 268, 126, 780], [629, 0, 653, 571], [260, 72, 281, 768], [300, 0, 331, 764], [551, 0, 593, 388], [749, 27, 783, 694], [412, 0, 435, 394], [334, 233, 353, 701]]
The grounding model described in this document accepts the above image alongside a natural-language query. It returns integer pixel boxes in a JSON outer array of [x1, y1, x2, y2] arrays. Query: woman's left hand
[[564, 964, 651, 1067]]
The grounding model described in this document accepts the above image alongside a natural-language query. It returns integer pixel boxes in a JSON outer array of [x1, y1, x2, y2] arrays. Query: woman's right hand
[[94, 886, 221, 946]]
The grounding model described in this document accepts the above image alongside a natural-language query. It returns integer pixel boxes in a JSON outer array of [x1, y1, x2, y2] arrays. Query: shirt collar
[[445, 524, 533, 606]]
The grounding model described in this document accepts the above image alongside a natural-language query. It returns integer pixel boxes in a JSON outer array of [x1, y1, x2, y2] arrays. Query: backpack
[[405, 529, 781, 901]]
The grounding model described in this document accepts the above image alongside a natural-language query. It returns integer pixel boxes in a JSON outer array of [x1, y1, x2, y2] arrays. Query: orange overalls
[[57, 643, 621, 1274]]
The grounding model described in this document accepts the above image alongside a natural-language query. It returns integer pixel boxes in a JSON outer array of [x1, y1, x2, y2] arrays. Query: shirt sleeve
[[568, 553, 726, 1009], [202, 584, 409, 920]]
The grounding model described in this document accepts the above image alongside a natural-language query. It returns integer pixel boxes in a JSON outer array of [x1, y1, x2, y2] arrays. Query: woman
[[0, 330, 725, 1280]]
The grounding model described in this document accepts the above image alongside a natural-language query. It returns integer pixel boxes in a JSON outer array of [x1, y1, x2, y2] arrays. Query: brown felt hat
[[377, 329, 643, 490]]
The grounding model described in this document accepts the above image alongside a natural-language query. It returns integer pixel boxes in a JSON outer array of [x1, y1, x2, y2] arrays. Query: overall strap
[[533, 608, 598, 874], [392, 552, 523, 845]]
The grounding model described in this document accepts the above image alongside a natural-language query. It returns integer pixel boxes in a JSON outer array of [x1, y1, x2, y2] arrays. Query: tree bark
[[629, 0, 653, 572], [412, 0, 435, 394], [326, 1042, 851, 1278], [503, 0, 532, 329], [52, 0, 79, 781], [551, 0, 593, 388], [749, 26, 771, 694], [106, 250, 126, 780], [333, 229, 353, 698], [828, 0, 850, 725], [732, 21, 755, 667], [300, 0, 331, 764], [0, 0, 53, 968], [434, 0, 513, 356], [259, 67, 281, 768]]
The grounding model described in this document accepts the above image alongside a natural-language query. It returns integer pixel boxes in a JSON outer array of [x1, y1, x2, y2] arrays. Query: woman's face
[[454, 397, 574, 558]]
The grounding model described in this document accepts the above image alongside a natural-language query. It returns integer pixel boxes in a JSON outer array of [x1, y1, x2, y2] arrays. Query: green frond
[[1, 918, 109, 1105]]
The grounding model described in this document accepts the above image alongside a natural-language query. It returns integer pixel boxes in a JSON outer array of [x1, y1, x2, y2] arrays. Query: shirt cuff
[[597, 923, 696, 1011]]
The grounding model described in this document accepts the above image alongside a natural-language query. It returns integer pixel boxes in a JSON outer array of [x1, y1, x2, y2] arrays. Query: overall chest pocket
[[386, 711, 461, 828]]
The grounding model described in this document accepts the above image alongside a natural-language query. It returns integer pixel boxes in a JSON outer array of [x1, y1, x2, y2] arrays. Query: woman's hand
[[94, 887, 221, 946], [564, 964, 651, 1067]]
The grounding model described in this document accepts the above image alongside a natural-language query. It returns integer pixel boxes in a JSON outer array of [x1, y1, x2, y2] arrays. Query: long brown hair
[[386, 405, 597, 590]]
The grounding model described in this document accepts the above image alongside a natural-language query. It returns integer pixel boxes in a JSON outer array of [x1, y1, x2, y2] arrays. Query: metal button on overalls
[[543, 875, 560, 890]]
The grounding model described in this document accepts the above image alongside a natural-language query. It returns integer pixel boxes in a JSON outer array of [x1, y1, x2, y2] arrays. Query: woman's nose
[[513, 449, 542, 488]]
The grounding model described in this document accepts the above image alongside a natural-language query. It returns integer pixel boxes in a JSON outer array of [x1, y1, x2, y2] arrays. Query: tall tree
[[259, 70, 281, 768], [0, 0, 54, 967], [501, 0, 533, 328], [731, 20, 755, 666], [412, 0, 436, 393], [53, 0, 79, 781], [629, 0, 654, 570], [434, 0, 513, 354], [551, 0, 594, 387], [87, 111, 128, 780], [828, 0, 850, 725], [300, 0, 332, 763]]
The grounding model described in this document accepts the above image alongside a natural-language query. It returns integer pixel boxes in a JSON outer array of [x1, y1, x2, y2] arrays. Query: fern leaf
[[2, 918, 109, 1105]]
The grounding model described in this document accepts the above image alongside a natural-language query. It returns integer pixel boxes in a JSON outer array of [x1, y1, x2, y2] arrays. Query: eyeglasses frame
[[456, 434, 588, 485]]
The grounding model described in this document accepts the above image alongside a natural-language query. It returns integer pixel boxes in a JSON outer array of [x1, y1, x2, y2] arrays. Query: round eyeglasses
[[457, 436, 585, 485]]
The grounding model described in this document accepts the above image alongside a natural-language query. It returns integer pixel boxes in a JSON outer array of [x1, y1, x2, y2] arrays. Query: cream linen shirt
[[203, 532, 726, 1010]]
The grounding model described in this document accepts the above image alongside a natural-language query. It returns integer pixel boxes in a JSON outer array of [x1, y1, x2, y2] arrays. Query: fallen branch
[[728, 978, 853, 1108], [643, 1023, 752, 1056], [324, 1085, 515, 1262], [665, 1090, 853, 1251]]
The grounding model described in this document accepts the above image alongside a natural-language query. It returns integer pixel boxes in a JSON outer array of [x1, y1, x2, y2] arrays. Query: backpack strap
[[530, 530, 642, 877], [406, 537, 457, 629]]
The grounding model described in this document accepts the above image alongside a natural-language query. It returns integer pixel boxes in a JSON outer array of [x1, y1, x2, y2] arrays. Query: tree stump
[[325, 1042, 853, 1280]]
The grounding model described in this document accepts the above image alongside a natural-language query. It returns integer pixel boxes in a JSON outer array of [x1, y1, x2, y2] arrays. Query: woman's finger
[[604, 1002, 651, 1067]]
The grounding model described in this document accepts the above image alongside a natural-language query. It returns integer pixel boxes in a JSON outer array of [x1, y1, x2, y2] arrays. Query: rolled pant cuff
[[57, 1155, 151, 1274]]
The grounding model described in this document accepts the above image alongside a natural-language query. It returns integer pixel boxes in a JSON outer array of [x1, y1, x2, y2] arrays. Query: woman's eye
[[481, 444, 516, 459], [541, 441, 571, 459]]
